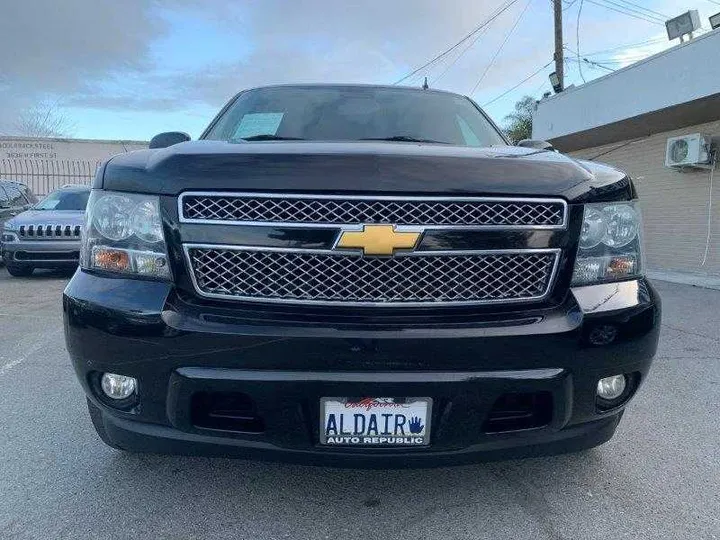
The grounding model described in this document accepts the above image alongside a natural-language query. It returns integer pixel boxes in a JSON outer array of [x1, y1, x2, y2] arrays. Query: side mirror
[[149, 131, 191, 149], [517, 139, 555, 151]]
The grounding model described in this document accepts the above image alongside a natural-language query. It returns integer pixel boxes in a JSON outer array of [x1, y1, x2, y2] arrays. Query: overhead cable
[[393, 0, 521, 85], [483, 61, 553, 106], [470, 0, 533, 95]]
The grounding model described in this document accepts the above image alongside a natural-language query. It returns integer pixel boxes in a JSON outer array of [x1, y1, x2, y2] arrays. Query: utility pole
[[553, 0, 564, 91]]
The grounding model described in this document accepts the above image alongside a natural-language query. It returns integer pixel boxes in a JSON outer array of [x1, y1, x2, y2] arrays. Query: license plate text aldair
[[321, 397, 431, 446]]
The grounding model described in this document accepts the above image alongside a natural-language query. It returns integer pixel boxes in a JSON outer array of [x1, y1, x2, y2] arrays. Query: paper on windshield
[[233, 113, 285, 139]]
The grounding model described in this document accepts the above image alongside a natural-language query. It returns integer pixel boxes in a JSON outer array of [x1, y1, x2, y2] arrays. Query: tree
[[503, 95, 536, 144], [14, 101, 74, 138]]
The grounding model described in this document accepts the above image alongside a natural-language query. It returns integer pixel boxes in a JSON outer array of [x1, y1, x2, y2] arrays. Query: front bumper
[[2, 238, 80, 267], [64, 271, 660, 466]]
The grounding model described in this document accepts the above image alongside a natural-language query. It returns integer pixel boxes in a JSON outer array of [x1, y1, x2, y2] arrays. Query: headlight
[[1, 221, 18, 242], [572, 201, 643, 286], [92, 194, 135, 241], [81, 190, 170, 279]]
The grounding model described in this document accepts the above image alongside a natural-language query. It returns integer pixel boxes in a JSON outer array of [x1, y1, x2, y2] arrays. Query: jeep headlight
[[2, 220, 18, 242], [81, 190, 170, 279], [572, 202, 643, 286], [3, 220, 17, 232]]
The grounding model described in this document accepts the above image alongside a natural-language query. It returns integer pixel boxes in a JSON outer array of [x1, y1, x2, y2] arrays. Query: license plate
[[320, 397, 432, 446]]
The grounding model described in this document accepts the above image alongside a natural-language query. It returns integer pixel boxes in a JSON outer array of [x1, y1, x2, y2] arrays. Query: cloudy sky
[[1, 0, 718, 141]]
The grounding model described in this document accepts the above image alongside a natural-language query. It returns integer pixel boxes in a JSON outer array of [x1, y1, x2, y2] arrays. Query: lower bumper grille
[[484, 392, 553, 433], [14, 250, 80, 262], [191, 392, 265, 434], [185, 246, 559, 306]]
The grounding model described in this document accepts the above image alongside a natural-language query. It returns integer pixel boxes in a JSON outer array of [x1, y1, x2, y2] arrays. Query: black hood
[[99, 141, 634, 203]]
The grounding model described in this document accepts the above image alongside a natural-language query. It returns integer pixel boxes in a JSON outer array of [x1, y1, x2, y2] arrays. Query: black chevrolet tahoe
[[63, 84, 660, 467]]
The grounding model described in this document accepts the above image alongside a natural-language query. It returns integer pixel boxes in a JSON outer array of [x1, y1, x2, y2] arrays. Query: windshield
[[204, 86, 507, 147], [34, 190, 90, 211]]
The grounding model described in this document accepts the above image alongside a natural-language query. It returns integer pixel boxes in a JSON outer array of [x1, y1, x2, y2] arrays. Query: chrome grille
[[180, 193, 566, 228], [185, 246, 559, 306], [18, 224, 81, 239]]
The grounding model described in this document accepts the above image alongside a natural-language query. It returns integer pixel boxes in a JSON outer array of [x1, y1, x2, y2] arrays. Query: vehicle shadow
[[0, 267, 75, 280]]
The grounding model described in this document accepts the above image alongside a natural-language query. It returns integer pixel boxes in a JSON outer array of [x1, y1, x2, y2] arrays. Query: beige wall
[[0, 136, 147, 195], [569, 119, 720, 278], [0, 137, 146, 162]]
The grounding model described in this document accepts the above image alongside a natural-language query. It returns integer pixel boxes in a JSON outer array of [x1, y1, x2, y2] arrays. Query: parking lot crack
[[661, 323, 720, 343]]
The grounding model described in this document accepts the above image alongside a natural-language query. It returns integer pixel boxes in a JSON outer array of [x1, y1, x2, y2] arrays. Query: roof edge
[[548, 91, 720, 152]]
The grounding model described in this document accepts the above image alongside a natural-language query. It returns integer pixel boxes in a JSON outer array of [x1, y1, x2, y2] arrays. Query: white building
[[0, 136, 147, 195], [533, 28, 720, 287]]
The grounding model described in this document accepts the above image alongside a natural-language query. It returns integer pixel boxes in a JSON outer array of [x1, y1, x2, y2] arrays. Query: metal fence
[[0, 159, 101, 196]]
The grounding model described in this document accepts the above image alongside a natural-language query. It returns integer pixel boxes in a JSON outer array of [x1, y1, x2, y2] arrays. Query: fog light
[[101, 373, 137, 400], [597, 375, 626, 400]]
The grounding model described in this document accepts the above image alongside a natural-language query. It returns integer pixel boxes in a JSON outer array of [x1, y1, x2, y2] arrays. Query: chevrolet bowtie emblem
[[336, 225, 421, 256]]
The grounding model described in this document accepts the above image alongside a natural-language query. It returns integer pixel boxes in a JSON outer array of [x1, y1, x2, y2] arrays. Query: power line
[[567, 0, 664, 84], [579, 56, 617, 71], [591, 0, 665, 24], [585, 52, 659, 63], [470, 0, 533, 94], [600, 0, 666, 22], [432, 0, 528, 85], [531, 77, 550, 94], [594, 0, 664, 23], [393, 0, 521, 85], [581, 36, 665, 56], [564, 46, 617, 72], [576, 0, 586, 83], [432, 21, 493, 84], [587, 137, 645, 161], [566, 49, 653, 67], [483, 61, 553, 106], [612, 0, 669, 19], [584, 0, 665, 25], [595, 56, 652, 63], [700, 152, 717, 267], [585, 59, 615, 71], [420, 0, 523, 85]]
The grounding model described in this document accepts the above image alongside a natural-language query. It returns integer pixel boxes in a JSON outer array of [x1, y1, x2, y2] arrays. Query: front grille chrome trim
[[183, 244, 561, 307], [17, 224, 82, 240], [178, 192, 568, 230]]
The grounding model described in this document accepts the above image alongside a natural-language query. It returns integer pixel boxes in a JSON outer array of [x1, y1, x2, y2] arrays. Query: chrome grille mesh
[[186, 247, 558, 305], [181, 194, 566, 227]]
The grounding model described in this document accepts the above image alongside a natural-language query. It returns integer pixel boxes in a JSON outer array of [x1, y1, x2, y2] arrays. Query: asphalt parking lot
[[0, 269, 718, 540]]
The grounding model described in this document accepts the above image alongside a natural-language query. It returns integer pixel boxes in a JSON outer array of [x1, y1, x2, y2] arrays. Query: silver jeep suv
[[1, 184, 89, 277]]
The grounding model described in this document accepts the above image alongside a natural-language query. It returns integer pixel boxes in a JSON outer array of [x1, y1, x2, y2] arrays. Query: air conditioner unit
[[665, 134, 712, 169]]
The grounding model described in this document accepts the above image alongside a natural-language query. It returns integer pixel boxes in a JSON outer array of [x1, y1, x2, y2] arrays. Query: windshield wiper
[[237, 134, 305, 141], [359, 136, 449, 144]]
